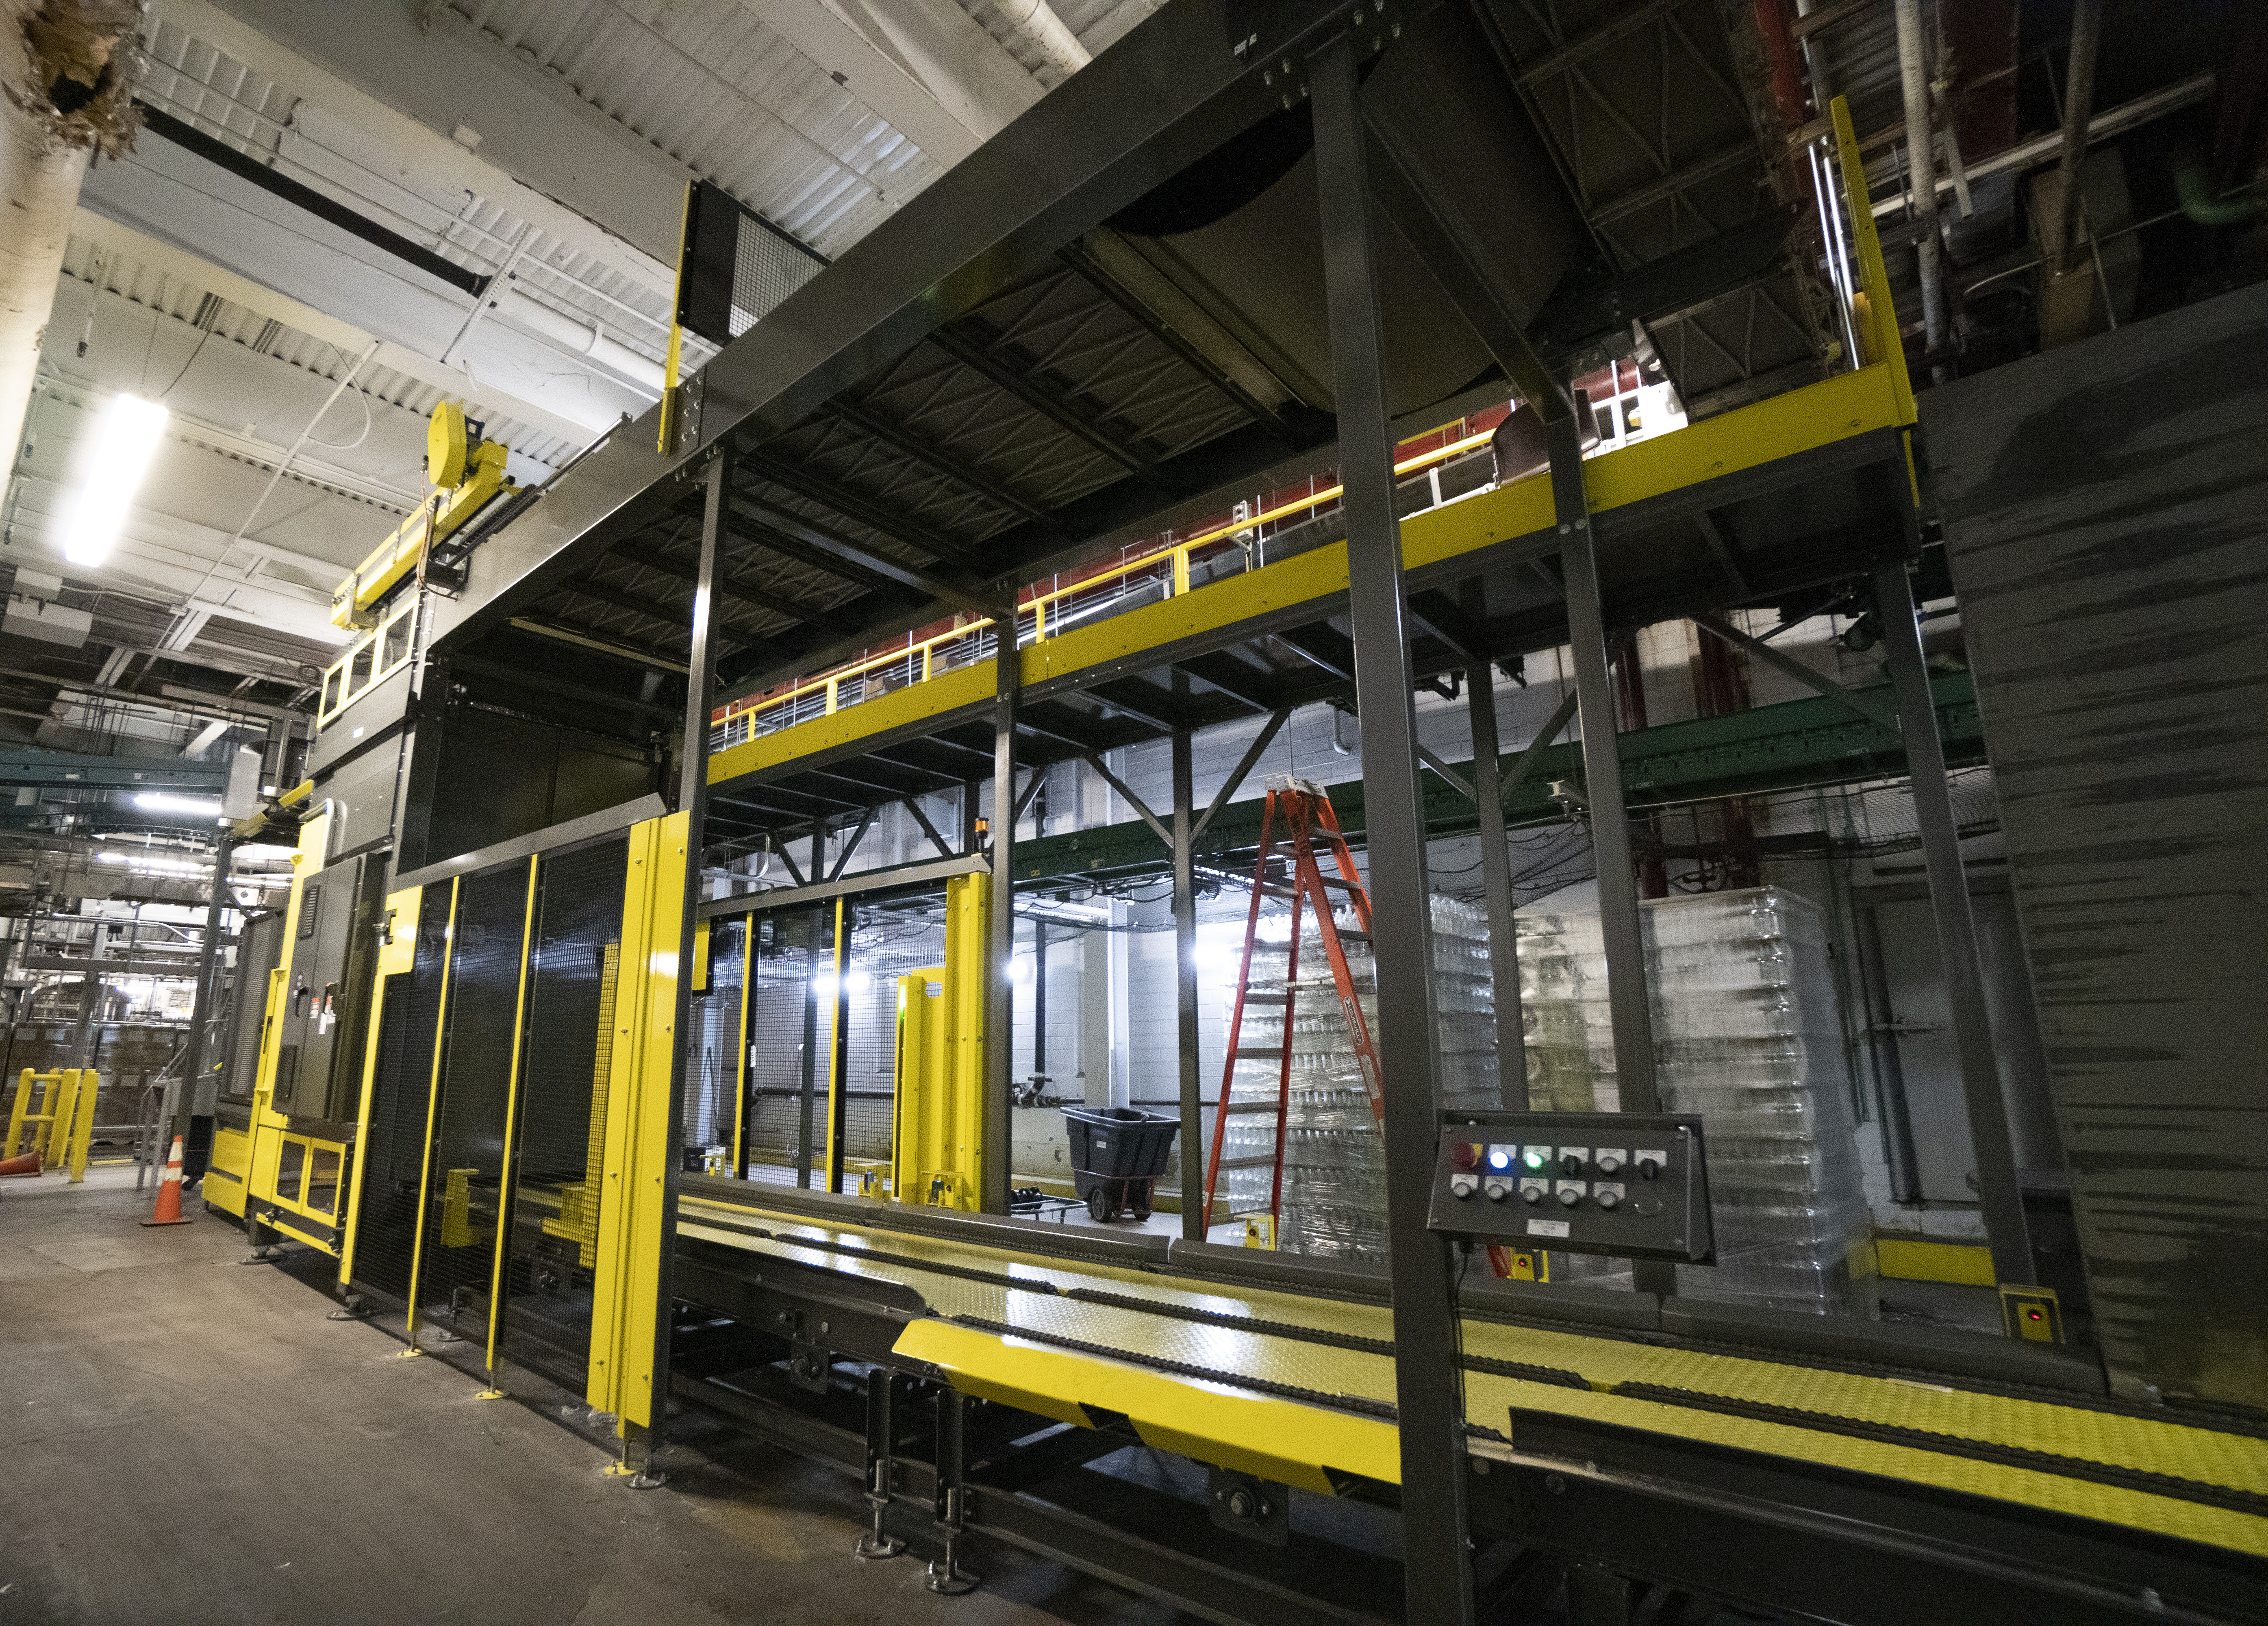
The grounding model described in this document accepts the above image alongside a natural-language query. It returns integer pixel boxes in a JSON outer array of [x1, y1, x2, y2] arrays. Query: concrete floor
[[0, 1167, 1174, 1626]]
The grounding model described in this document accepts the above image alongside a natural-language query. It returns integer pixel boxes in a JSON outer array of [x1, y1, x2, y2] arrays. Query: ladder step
[[1233, 1047, 1286, 1060], [1315, 874, 1360, 890], [1223, 1101, 1281, 1114], [1216, 1156, 1277, 1170], [1240, 992, 1290, 1005], [1332, 927, 1372, 943]]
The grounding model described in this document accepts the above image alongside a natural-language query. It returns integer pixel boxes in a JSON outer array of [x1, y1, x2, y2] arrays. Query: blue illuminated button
[[1486, 1143, 1514, 1172]]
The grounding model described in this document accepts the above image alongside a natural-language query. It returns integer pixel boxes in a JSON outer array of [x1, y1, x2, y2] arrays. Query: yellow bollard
[[3, 1068, 33, 1161], [40, 1071, 79, 1168], [67, 1070, 98, 1183]]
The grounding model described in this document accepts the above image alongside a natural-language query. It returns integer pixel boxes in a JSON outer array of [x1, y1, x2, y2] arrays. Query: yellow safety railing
[[713, 426, 1497, 752], [3, 1067, 99, 1182], [315, 595, 420, 732]]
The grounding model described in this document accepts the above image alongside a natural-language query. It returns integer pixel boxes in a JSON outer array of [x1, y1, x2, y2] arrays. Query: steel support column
[[1871, 560, 2033, 1288], [982, 629, 1017, 1213], [1310, 35, 1473, 1626], [1551, 420, 1660, 1117], [166, 833, 234, 1193], [1465, 667, 1529, 1107], [1171, 726, 1201, 1240], [648, 448, 730, 1478]]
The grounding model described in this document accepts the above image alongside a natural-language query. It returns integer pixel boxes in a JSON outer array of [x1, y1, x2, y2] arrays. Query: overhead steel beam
[[740, 448, 984, 570], [1515, 0, 1688, 84], [1588, 142, 1760, 225], [437, 0, 1452, 649], [609, 543, 859, 636], [730, 496, 991, 616], [1193, 708, 1292, 841], [1694, 613, 1897, 728], [1056, 239, 1297, 442], [1363, 93, 1568, 413], [924, 324, 1170, 491], [828, 397, 1064, 538]]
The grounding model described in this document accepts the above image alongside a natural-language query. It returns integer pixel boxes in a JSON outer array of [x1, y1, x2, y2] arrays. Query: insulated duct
[[493, 288, 666, 395], [982, 0, 1090, 80], [0, 0, 141, 477]]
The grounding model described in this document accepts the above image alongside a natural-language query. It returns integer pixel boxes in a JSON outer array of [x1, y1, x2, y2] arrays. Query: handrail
[[714, 425, 1499, 745]]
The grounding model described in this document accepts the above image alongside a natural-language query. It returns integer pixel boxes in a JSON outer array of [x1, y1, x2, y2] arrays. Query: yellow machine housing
[[330, 404, 514, 631]]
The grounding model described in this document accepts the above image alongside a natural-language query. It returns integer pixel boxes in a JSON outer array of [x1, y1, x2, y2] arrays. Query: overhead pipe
[[982, 0, 1091, 81], [493, 288, 666, 395], [1891, 0, 1947, 373], [0, 1, 143, 480], [2047, 0, 2108, 274]]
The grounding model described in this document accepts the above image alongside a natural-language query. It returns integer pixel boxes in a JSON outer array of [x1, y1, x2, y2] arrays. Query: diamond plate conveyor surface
[[675, 1194, 2268, 1559]]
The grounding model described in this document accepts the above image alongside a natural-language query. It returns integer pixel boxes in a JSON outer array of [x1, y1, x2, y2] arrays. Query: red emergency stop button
[[1451, 1141, 1478, 1170]]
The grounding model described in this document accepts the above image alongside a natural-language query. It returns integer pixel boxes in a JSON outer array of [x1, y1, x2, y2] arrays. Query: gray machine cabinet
[[272, 852, 389, 1125]]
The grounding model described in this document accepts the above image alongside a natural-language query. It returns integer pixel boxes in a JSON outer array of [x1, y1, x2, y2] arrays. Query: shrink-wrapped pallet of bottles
[[1517, 887, 1874, 1315]]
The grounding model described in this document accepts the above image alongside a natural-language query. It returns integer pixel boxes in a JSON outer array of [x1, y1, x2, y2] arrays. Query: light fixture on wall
[[63, 393, 169, 567]]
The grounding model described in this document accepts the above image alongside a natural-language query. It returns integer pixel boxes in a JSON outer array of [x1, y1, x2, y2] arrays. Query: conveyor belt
[[678, 1195, 2268, 1559]]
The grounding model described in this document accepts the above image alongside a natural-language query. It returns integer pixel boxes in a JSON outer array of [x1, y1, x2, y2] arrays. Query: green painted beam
[[0, 749, 230, 792], [1008, 672, 1981, 889]]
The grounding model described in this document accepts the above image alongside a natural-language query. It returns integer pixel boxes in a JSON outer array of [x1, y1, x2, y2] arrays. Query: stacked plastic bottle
[[1214, 896, 1495, 1259], [1516, 888, 1873, 1315]]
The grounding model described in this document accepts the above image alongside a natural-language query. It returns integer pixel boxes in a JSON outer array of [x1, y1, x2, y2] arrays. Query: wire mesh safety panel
[[684, 919, 743, 1165], [417, 865, 531, 1343], [499, 835, 630, 1392], [349, 883, 452, 1302], [739, 909, 943, 1181]]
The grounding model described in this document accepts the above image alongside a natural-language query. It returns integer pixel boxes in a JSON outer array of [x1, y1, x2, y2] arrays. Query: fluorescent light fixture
[[134, 791, 222, 816], [94, 852, 208, 876], [63, 393, 169, 567]]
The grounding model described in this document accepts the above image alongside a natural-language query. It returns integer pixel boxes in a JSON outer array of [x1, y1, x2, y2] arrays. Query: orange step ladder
[[1199, 779, 1384, 1237]]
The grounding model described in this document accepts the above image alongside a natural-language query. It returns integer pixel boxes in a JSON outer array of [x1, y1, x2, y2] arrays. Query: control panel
[[1426, 1110, 1712, 1263]]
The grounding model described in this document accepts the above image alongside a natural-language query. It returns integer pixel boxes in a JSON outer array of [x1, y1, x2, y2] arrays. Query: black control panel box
[[1425, 1110, 1714, 1264]]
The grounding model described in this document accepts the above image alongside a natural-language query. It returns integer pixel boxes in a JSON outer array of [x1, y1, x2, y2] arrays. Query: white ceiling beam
[[66, 211, 600, 455], [739, 0, 1043, 163], [158, 0, 680, 285], [194, 0, 695, 263]]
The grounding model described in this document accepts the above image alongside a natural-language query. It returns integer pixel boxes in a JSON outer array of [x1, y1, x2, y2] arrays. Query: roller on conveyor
[[665, 1175, 2267, 1625]]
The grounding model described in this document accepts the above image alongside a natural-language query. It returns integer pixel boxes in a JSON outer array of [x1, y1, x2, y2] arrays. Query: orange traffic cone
[[0, 1150, 39, 1177], [141, 1135, 193, 1226]]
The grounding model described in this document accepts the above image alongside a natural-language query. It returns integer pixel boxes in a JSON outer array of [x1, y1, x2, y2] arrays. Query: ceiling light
[[134, 791, 222, 816], [63, 393, 169, 567], [94, 852, 208, 876]]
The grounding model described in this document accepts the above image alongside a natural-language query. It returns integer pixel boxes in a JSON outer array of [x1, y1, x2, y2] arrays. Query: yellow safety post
[[4, 1067, 44, 1160], [587, 811, 689, 1436], [64, 1069, 98, 1183], [888, 872, 990, 1210], [1829, 94, 1916, 426], [40, 1070, 81, 1176]]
